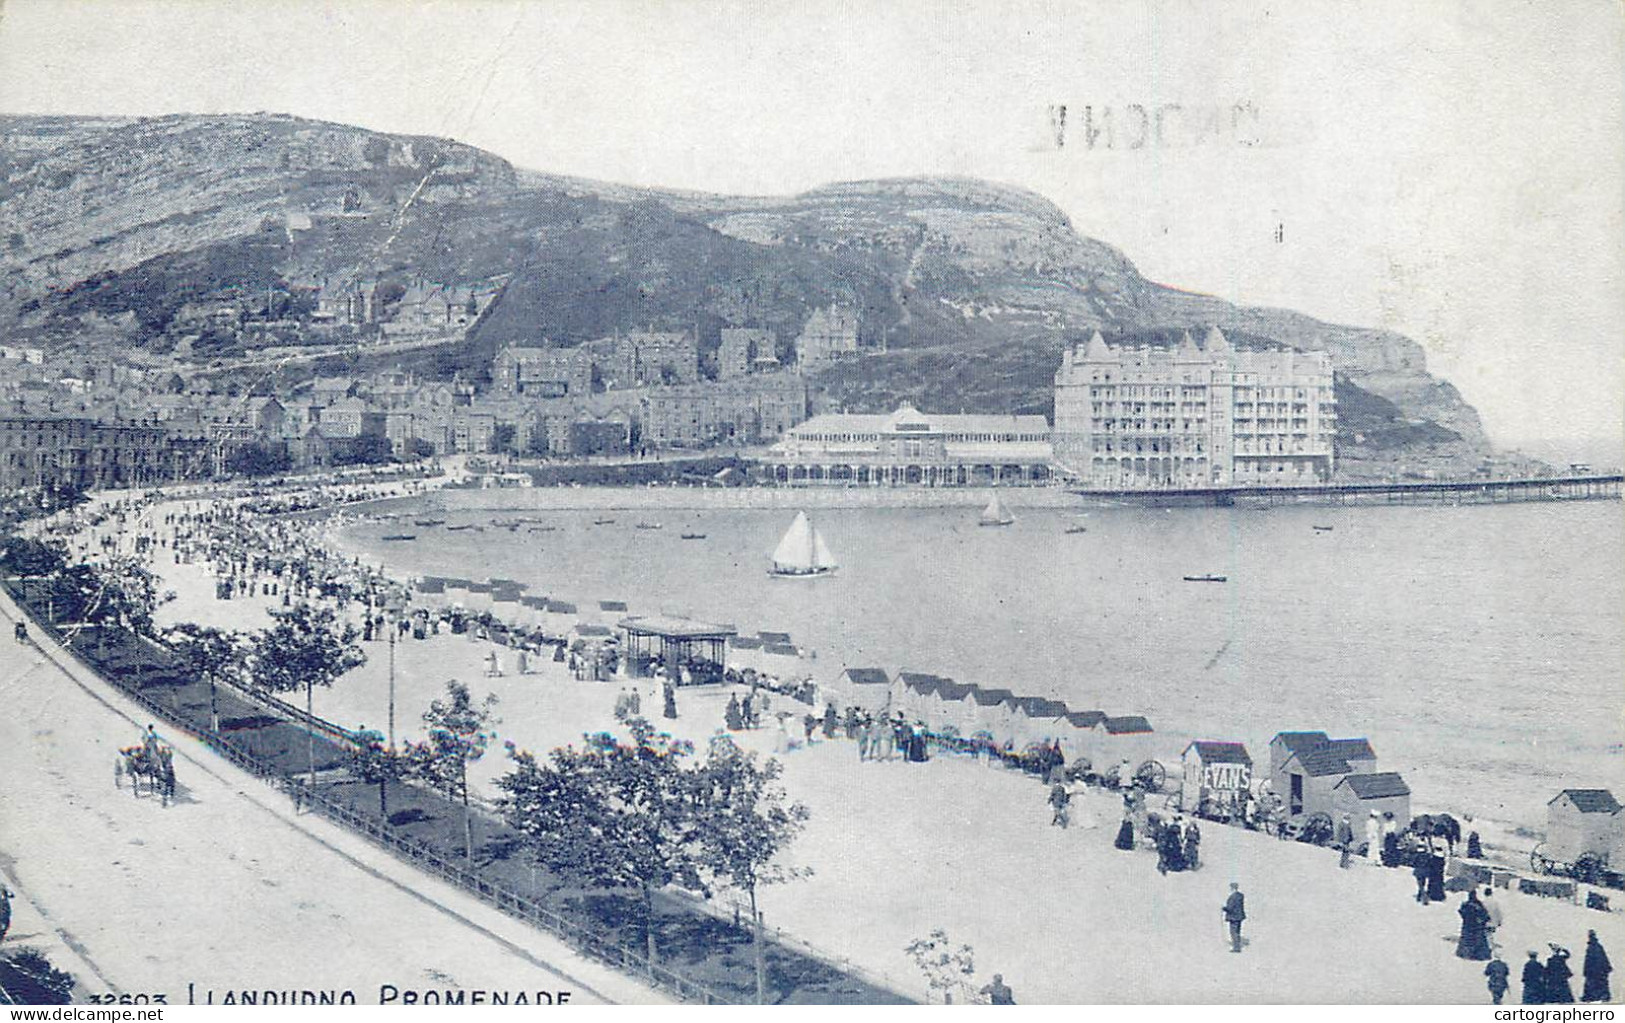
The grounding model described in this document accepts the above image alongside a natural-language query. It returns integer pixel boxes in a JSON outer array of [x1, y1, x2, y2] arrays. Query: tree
[[496, 719, 705, 971], [0, 535, 68, 579], [405, 681, 499, 861], [693, 733, 811, 1004], [86, 555, 169, 641], [165, 622, 247, 733], [226, 441, 292, 477], [349, 727, 409, 817], [490, 423, 517, 456], [250, 603, 366, 792], [904, 929, 979, 1005]]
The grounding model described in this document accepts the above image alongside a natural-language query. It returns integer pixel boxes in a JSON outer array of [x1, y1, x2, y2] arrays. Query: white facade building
[[1053, 327, 1336, 489]]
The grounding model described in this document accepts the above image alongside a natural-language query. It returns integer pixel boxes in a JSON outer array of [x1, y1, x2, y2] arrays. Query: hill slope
[[0, 113, 1489, 474]]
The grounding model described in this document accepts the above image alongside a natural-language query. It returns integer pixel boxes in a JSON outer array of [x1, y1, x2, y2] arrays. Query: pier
[[1071, 474, 1624, 508]]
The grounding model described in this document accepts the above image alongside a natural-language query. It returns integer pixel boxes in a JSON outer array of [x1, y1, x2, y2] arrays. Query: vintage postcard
[[0, 0, 1620, 1008]]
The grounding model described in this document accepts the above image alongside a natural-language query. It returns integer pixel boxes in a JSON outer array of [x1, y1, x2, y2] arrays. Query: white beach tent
[[828, 667, 893, 714]]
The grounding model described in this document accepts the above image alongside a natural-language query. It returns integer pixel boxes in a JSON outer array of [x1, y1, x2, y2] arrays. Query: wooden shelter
[[618, 614, 737, 682], [826, 667, 893, 714], [1330, 771, 1412, 825]]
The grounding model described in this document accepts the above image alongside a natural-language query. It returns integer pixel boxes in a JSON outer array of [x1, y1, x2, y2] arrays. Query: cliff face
[[0, 114, 1489, 473]]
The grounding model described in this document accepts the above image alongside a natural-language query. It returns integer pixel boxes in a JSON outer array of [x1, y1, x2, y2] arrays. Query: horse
[[1409, 813, 1461, 854], [117, 745, 176, 806]]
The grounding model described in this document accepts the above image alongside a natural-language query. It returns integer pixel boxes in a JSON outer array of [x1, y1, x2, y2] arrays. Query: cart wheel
[[1530, 843, 1555, 875], [1135, 760, 1167, 793]]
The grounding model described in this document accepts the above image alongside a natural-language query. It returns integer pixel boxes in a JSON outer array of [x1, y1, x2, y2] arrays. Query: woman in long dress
[[1455, 891, 1492, 960], [1114, 814, 1135, 851]]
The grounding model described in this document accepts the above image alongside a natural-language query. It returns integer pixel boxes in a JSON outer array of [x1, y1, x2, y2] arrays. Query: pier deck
[[1071, 474, 1623, 507]]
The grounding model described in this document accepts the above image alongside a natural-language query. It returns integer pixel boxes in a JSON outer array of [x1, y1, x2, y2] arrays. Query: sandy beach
[[33, 484, 1620, 1003]]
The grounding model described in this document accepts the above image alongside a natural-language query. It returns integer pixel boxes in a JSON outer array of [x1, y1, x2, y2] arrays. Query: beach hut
[[827, 668, 893, 714], [1330, 772, 1412, 828], [442, 577, 472, 610], [462, 581, 494, 616], [965, 688, 1019, 745], [919, 679, 974, 735], [596, 599, 630, 623], [1271, 732, 1379, 817], [515, 595, 548, 630], [758, 642, 806, 679], [490, 584, 523, 626], [1545, 789, 1624, 868], [540, 599, 578, 637], [1180, 741, 1255, 815], [1088, 715, 1158, 772], [758, 630, 793, 646], [1008, 696, 1070, 747], [896, 672, 950, 722], [1058, 710, 1107, 764], [413, 577, 449, 613], [727, 635, 764, 674]]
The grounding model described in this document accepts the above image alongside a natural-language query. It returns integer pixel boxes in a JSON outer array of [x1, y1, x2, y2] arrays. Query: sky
[[1, 0, 1621, 456]]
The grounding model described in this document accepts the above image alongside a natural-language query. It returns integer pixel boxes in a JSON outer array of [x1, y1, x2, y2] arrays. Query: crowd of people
[[1481, 931, 1612, 1005]]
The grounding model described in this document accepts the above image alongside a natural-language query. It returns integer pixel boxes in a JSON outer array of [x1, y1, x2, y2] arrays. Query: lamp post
[[385, 592, 406, 752]]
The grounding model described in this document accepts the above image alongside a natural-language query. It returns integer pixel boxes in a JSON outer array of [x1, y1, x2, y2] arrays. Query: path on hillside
[[0, 592, 664, 1006]]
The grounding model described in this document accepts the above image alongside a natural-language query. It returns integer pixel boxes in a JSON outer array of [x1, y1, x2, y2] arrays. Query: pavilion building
[[762, 404, 1054, 486]]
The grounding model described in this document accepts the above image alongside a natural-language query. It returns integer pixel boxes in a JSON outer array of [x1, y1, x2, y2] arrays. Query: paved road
[[0, 593, 663, 1006]]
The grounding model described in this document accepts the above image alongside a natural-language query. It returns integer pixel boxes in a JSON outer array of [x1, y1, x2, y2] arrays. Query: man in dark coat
[[1523, 951, 1547, 1004], [1222, 882, 1246, 953], [980, 974, 1015, 1005], [1184, 820, 1202, 871], [1583, 931, 1612, 1003], [1547, 947, 1576, 1004], [1427, 842, 1448, 902], [1485, 957, 1510, 1005], [1455, 891, 1492, 960], [1412, 851, 1432, 904]]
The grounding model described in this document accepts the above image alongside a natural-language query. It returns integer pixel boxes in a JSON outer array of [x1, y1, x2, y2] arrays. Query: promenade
[[0, 585, 663, 1005]]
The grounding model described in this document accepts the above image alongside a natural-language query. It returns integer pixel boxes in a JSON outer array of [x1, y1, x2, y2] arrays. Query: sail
[[772, 511, 837, 574], [811, 525, 838, 571], [980, 494, 1014, 526], [772, 512, 816, 572]]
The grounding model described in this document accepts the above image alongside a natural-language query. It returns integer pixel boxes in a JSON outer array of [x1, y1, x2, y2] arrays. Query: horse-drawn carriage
[[116, 744, 176, 806]]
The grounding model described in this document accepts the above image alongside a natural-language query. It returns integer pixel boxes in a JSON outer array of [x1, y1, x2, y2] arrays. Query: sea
[[333, 493, 1624, 829]]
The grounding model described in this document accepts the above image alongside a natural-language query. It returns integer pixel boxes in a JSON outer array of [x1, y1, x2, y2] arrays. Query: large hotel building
[[1053, 327, 1336, 489]]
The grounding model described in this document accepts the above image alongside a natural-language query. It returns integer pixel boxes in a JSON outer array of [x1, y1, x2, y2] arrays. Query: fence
[[7, 596, 732, 1005]]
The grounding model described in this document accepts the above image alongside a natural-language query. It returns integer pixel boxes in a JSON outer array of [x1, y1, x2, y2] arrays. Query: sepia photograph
[[0, 0, 1620, 1007]]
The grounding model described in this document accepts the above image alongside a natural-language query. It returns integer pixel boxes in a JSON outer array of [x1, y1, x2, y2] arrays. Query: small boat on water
[[413, 518, 445, 527], [381, 533, 417, 542], [1183, 574, 1228, 583], [979, 494, 1015, 527], [636, 522, 663, 530], [592, 518, 617, 526], [447, 524, 476, 532], [769, 511, 837, 578], [1312, 525, 1334, 532], [529, 525, 559, 533], [680, 532, 707, 540], [1064, 524, 1088, 535]]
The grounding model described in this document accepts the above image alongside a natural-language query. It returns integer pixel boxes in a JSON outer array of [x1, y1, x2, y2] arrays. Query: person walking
[[1412, 849, 1432, 904], [1547, 947, 1576, 1004], [979, 974, 1015, 1005], [1336, 814, 1355, 869], [1455, 890, 1492, 960], [1222, 882, 1246, 953], [1365, 811, 1383, 863], [1482, 887, 1503, 951], [1522, 951, 1547, 1005], [1184, 819, 1202, 871], [1485, 956, 1510, 1005], [1049, 782, 1071, 828], [1583, 930, 1613, 1003]]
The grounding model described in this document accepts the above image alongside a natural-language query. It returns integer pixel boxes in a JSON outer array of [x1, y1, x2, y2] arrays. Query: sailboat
[[769, 511, 838, 578], [978, 493, 1015, 527]]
